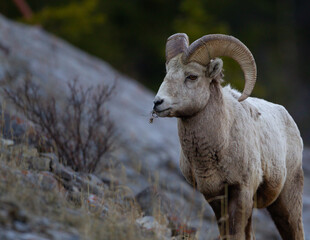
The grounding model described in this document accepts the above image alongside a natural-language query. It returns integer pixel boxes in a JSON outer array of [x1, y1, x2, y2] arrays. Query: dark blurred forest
[[1, 0, 310, 143]]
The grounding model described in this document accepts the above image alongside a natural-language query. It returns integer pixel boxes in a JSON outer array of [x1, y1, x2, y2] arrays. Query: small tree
[[3, 75, 114, 173]]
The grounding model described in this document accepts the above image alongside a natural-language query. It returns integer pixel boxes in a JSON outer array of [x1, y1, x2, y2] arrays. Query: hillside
[[0, 15, 310, 239]]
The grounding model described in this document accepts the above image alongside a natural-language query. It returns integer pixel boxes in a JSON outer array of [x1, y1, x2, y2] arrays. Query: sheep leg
[[227, 187, 254, 240], [208, 198, 228, 238], [266, 168, 304, 240], [245, 211, 255, 240], [208, 186, 254, 240]]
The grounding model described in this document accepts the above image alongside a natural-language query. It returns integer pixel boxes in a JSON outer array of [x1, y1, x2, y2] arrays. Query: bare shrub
[[3, 75, 115, 173]]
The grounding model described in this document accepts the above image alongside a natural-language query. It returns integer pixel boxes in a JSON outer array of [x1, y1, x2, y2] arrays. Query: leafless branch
[[3, 75, 115, 173]]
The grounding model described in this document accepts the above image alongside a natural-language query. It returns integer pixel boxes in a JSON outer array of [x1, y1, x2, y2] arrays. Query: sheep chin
[[153, 108, 172, 118]]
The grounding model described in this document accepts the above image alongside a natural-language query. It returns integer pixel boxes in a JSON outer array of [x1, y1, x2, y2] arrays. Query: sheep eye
[[186, 75, 198, 81]]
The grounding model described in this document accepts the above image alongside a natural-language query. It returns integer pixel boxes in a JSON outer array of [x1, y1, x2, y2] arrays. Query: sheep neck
[[177, 86, 229, 165]]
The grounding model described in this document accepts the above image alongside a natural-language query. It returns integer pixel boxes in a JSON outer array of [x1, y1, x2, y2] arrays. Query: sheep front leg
[[228, 187, 254, 240], [208, 186, 254, 240]]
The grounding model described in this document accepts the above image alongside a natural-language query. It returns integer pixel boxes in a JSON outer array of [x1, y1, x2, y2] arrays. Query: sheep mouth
[[155, 108, 171, 113], [153, 108, 172, 117]]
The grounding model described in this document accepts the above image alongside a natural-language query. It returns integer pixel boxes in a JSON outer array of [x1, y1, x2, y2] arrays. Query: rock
[[13, 221, 30, 232], [0, 230, 50, 240], [0, 111, 27, 142], [41, 152, 60, 173], [26, 157, 51, 171], [31, 216, 55, 231], [75, 175, 104, 197], [49, 158, 75, 182], [100, 174, 120, 189], [85, 174, 106, 188], [37, 171, 66, 193], [85, 193, 108, 215], [0, 200, 28, 224], [0, 209, 8, 225], [58, 167, 75, 182], [0, 138, 14, 146], [40, 152, 59, 162], [136, 216, 171, 239], [136, 186, 179, 221], [46, 230, 80, 240], [135, 186, 197, 237], [12, 145, 39, 159]]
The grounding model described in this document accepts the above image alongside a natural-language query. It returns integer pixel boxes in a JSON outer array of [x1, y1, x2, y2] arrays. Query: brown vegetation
[[3, 75, 114, 173]]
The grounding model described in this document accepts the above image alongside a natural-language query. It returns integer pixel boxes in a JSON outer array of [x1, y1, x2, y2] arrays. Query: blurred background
[[1, 0, 310, 143]]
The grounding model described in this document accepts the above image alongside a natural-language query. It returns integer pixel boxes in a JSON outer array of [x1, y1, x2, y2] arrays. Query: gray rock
[[13, 221, 31, 233], [136, 186, 180, 220], [33, 217, 52, 229], [1, 138, 14, 146], [75, 175, 104, 196], [37, 171, 65, 193], [0, 111, 27, 141], [136, 216, 171, 239], [26, 157, 51, 171], [40, 153, 59, 165], [0, 200, 28, 224], [0, 230, 50, 240], [50, 160, 75, 181], [46, 230, 80, 240], [135, 186, 198, 237]]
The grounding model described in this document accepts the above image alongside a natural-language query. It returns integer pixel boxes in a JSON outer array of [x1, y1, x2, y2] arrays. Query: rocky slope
[[0, 15, 309, 239], [0, 141, 165, 240]]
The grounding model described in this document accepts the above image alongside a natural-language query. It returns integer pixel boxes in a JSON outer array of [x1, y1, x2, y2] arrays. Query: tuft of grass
[[0, 142, 160, 240]]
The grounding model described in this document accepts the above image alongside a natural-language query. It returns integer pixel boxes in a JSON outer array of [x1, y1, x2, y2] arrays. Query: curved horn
[[183, 34, 256, 102], [166, 33, 189, 63]]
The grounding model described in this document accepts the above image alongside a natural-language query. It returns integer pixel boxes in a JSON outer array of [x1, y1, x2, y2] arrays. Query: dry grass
[[0, 142, 160, 240]]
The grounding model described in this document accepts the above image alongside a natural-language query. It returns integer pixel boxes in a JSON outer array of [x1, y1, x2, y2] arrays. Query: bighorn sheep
[[153, 33, 304, 240]]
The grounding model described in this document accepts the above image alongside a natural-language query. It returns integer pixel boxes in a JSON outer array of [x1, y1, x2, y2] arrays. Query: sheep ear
[[207, 58, 223, 79]]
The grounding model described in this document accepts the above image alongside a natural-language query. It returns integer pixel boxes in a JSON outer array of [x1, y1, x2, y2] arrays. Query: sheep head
[[153, 33, 257, 118]]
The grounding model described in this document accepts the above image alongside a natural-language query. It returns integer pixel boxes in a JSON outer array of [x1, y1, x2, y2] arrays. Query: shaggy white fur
[[153, 56, 304, 240]]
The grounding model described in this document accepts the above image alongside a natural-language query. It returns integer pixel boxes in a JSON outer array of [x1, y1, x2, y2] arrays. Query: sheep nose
[[153, 98, 164, 108]]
